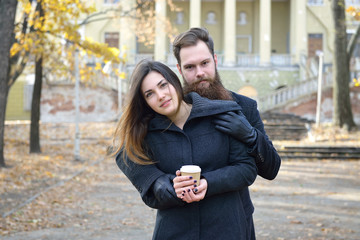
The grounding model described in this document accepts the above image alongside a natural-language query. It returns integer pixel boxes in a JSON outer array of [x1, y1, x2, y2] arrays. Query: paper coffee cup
[[180, 165, 201, 183]]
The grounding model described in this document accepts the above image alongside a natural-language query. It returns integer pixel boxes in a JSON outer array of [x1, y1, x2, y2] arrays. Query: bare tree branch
[[347, 23, 360, 62]]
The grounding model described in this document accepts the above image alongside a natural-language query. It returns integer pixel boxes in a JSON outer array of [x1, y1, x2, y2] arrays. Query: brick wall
[[40, 84, 118, 123]]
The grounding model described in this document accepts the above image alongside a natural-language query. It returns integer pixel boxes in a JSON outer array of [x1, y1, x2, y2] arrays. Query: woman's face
[[141, 71, 179, 119]]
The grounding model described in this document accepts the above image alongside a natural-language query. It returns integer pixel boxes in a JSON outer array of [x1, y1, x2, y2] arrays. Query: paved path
[[2, 158, 360, 240]]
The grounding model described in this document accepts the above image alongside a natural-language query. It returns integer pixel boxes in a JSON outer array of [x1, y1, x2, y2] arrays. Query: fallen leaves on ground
[[1, 121, 359, 237], [0, 121, 117, 235]]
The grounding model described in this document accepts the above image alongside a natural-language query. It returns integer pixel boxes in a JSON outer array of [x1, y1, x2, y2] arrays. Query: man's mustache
[[192, 78, 213, 85]]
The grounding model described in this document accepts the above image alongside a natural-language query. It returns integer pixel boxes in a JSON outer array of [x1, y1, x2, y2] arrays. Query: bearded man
[[173, 27, 281, 180], [172, 27, 281, 240]]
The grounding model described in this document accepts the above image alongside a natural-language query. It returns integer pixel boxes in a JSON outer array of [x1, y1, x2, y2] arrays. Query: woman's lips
[[160, 99, 171, 108]]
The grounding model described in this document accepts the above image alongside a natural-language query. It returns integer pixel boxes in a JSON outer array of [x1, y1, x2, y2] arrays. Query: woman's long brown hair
[[112, 60, 184, 165]]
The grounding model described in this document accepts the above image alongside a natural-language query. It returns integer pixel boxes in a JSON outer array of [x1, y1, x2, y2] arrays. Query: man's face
[[177, 41, 218, 91]]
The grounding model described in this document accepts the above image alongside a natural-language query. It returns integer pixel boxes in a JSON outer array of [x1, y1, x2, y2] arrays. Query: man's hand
[[213, 110, 257, 146]]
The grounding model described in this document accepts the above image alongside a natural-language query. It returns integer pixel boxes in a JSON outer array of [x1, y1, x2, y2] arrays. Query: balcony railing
[[258, 70, 333, 112], [160, 53, 294, 67], [346, 0, 360, 6], [237, 54, 260, 66], [271, 54, 294, 66]]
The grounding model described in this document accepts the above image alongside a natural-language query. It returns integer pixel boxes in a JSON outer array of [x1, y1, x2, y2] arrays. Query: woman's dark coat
[[116, 92, 257, 240]]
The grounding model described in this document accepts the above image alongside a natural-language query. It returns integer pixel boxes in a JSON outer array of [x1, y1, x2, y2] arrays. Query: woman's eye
[[145, 92, 153, 98], [160, 82, 168, 88]]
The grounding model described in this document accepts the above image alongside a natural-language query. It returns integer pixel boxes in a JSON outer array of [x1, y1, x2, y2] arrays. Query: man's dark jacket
[[231, 92, 281, 180]]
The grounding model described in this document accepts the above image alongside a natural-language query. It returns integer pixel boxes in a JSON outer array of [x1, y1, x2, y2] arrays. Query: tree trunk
[[0, 0, 18, 167], [30, 56, 43, 153], [332, 0, 356, 130], [30, 1, 45, 153]]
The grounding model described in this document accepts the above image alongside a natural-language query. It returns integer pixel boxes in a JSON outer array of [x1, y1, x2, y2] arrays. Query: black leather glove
[[213, 110, 257, 146]]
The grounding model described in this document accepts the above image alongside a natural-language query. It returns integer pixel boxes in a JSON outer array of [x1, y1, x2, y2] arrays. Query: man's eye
[[185, 66, 193, 70]]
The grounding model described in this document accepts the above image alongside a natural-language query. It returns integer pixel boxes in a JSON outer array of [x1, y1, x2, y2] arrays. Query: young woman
[[113, 59, 257, 240]]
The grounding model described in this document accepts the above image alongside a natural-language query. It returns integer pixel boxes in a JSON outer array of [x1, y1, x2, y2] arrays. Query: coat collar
[[186, 92, 242, 120], [148, 92, 242, 131]]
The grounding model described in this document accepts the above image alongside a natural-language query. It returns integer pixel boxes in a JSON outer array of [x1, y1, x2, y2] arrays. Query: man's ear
[[177, 63, 182, 75], [214, 53, 218, 67]]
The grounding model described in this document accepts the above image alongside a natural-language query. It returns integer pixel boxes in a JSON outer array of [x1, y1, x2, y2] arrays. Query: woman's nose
[[158, 91, 165, 101]]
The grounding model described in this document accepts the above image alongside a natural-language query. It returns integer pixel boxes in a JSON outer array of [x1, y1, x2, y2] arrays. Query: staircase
[[261, 112, 360, 161], [261, 112, 313, 141], [276, 146, 360, 160], [257, 67, 332, 112]]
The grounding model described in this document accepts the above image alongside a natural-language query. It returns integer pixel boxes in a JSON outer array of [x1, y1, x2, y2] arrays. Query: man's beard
[[183, 69, 233, 100]]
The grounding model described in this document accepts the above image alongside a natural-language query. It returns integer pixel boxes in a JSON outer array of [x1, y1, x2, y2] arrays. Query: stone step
[[260, 112, 312, 141], [276, 146, 360, 160]]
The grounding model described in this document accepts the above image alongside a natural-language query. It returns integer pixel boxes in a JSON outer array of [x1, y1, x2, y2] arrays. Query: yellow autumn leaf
[[95, 62, 102, 70], [24, 2, 33, 14], [109, 47, 120, 57], [119, 72, 126, 79], [10, 43, 21, 57]]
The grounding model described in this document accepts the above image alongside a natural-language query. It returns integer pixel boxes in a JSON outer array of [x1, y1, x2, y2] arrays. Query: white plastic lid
[[180, 165, 201, 173]]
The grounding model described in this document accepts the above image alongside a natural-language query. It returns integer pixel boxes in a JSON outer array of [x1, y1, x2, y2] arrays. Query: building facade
[[6, 0, 360, 121], [84, 0, 360, 68]]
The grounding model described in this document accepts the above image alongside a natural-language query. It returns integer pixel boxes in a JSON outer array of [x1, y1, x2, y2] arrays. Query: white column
[[120, 0, 136, 64], [190, 0, 201, 27], [259, 0, 271, 65], [223, 0, 236, 66], [154, 0, 167, 62], [290, 0, 307, 65]]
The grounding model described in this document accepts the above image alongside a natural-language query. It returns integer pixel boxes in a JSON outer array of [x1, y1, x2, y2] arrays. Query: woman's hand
[[173, 170, 208, 203], [181, 178, 208, 203], [173, 170, 197, 198]]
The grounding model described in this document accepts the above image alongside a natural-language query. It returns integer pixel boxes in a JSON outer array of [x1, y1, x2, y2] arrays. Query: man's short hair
[[173, 27, 215, 66]]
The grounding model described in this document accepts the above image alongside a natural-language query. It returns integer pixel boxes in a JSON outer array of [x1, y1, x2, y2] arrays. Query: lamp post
[[315, 50, 324, 127], [74, 48, 81, 161]]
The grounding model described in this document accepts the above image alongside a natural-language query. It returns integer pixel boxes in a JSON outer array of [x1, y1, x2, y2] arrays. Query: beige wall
[[85, 0, 121, 47], [169, 1, 190, 34], [202, 2, 224, 53], [271, 1, 290, 54], [307, 3, 334, 62], [236, 2, 254, 53], [6, 78, 31, 121], [252, 0, 260, 54]]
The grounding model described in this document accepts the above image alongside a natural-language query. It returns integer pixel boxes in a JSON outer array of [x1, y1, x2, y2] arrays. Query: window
[[308, 33, 323, 58], [307, 0, 324, 6], [205, 11, 217, 25], [104, 0, 119, 5], [237, 12, 247, 25], [175, 11, 184, 25], [105, 32, 119, 48]]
